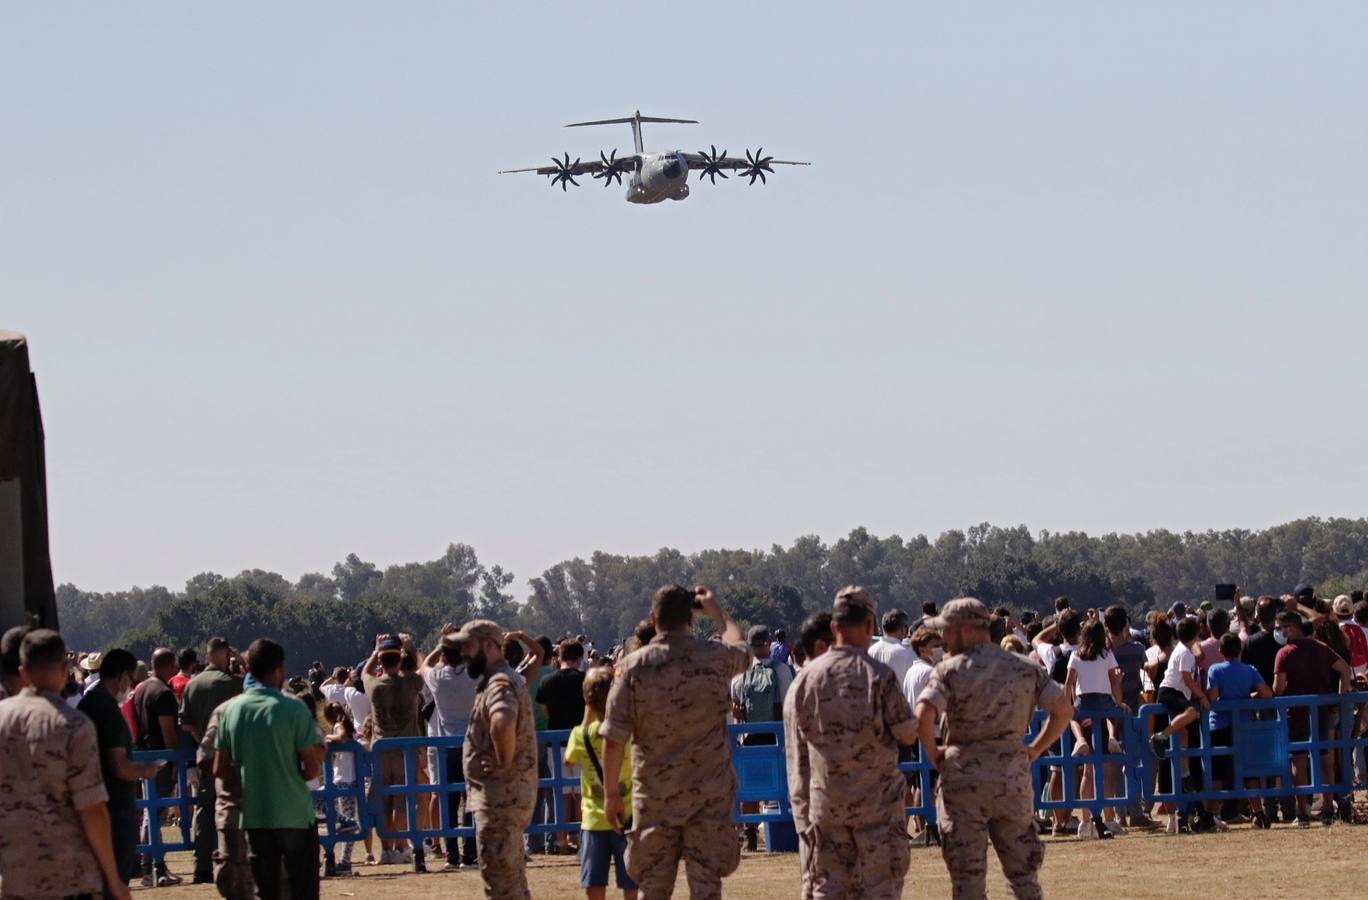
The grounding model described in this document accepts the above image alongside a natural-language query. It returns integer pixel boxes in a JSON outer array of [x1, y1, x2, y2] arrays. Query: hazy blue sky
[[4, 3, 1365, 593]]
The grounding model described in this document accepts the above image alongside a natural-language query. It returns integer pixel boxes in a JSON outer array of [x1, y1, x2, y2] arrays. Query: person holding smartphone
[[599, 585, 749, 900]]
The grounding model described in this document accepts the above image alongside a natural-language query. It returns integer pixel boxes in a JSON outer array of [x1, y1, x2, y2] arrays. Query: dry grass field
[[140, 821, 1365, 899]]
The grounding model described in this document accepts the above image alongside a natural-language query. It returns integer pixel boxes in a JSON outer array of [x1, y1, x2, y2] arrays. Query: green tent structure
[[0, 331, 57, 630]]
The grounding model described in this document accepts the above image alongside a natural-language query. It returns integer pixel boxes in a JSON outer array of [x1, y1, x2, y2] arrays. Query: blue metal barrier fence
[[135, 692, 1368, 869]]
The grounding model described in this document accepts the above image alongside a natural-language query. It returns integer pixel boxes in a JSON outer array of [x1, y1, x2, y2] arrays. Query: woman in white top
[[1063, 618, 1127, 839]]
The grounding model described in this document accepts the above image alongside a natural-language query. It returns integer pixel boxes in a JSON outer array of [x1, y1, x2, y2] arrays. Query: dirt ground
[[141, 821, 1366, 899]]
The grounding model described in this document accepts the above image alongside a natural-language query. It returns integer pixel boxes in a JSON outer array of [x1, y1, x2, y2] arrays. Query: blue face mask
[[1273, 629, 1288, 646]]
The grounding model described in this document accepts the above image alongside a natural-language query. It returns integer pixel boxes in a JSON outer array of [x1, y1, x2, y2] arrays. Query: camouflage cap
[[450, 619, 503, 646], [833, 585, 876, 616], [925, 597, 992, 630]]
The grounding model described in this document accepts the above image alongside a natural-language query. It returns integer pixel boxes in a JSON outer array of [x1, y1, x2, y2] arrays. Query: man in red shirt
[[1272, 611, 1351, 827], [169, 648, 198, 703]]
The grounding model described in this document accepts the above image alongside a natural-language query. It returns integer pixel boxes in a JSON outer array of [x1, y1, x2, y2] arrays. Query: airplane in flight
[[498, 110, 810, 204]]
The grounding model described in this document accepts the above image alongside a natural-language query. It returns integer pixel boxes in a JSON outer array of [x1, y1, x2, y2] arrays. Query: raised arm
[[695, 587, 744, 644], [506, 631, 543, 675]]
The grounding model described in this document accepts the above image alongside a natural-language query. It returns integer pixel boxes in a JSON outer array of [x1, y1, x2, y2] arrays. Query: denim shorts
[[580, 829, 637, 890]]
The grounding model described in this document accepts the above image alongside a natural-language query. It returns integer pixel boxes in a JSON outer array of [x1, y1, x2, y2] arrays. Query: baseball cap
[[1172, 602, 1188, 618], [747, 625, 771, 645], [377, 637, 403, 652], [450, 619, 504, 647], [833, 585, 876, 615], [926, 598, 992, 631], [1293, 584, 1315, 600], [1333, 595, 1353, 617]]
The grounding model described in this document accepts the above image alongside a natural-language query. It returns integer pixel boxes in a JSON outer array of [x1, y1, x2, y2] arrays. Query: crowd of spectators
[[0, 583, 1365, 897]]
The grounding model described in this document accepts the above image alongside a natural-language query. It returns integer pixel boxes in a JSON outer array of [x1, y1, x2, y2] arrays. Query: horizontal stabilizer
[[565, 115, 698, 128]]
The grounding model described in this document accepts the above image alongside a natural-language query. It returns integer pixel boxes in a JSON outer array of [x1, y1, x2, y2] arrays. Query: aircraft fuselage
[[627, 151, 689, 204]]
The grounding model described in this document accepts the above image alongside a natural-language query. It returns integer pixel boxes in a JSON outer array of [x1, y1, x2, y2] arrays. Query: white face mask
[[930, 647, 945, 663]]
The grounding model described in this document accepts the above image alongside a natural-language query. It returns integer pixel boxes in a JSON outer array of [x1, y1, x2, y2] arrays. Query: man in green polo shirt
[[180, 637, 244, 884], [215, 638, 324, 900]]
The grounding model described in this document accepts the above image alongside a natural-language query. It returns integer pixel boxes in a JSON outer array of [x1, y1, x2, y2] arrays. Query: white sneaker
[[396, 847, 414, 865], [1104, 820, 1127, 837], [1077, 820, 1097, 840], [1210, 817, 1229, 833], [379, 849, 395, 865], [1165, 813, 1179, 835]]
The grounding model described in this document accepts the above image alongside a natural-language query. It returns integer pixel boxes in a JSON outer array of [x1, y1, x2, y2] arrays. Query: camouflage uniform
[[785, 640, 916, 900], [201, 700, 255, 900], [918, 640, 1063, 900], [464, 657, 538, 900], [0, 687, 110, 898], [600, 632, 751, 900]]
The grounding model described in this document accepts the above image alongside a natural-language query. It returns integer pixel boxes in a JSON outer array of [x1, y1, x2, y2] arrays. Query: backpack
[[1049, 647, 1072, 685], [739, 660, 781, 723]]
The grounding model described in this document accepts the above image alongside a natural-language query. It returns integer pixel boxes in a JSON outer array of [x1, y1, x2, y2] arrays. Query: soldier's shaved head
[[652, 585, 695, 632]]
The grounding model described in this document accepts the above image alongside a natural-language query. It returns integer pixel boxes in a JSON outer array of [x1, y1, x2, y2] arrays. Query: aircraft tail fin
[[565, 111, 697, 154]]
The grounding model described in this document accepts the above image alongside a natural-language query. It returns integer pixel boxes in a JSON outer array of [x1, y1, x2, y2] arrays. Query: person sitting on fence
[[565, 664, 638, 900], [1149, 616, 1209, 834], [1273, 610, 1353, 828], [1064, 616, 1126, 840], [1203, 632, 1273, 830]]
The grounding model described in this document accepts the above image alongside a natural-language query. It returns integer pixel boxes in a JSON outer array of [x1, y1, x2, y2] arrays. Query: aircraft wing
[[497, 155, 639, 177], [680, 151, 810, 179]]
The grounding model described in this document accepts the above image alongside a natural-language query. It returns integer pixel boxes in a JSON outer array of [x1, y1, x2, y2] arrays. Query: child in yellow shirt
[[564, 665, 638, 900]]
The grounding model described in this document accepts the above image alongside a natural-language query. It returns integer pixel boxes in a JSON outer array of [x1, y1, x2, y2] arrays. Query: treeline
[[56, 518, 1368, 667]]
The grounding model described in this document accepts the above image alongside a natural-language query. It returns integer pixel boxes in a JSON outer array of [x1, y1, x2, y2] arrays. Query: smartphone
[[1214, 584, 1237, 602]]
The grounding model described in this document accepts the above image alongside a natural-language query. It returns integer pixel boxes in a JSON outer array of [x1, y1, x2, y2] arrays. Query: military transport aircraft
[[498, 110, 810, 204]]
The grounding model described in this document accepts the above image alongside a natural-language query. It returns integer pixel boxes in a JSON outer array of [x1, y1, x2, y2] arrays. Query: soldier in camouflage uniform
[[457, 619, 539, 900], [599, 585, 751, 900], [784, 586, 918, 900], [200, 700, 254, 900], [915, 598, 1075, 900], [0, 629, 129, 900]]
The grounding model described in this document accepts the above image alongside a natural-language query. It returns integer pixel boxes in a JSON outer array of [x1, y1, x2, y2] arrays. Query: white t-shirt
[[1066, 649, 1117, 697], [1160, 643, 1196, 698], [330, 740, 357, 785], [1036, 641, 1076, 675], [1141, 645, 1162, 693], [903, 658, 935, 710], [868, 636, 919, 687], [344, 685, 372, 730]]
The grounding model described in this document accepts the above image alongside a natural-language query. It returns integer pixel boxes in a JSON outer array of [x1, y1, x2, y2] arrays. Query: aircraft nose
[[663, 159, 682, 179]]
